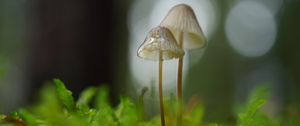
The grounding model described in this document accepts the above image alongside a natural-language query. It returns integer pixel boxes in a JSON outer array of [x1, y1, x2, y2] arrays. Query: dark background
[[25, 0, 130, 104], [0, 0, 131, 111]]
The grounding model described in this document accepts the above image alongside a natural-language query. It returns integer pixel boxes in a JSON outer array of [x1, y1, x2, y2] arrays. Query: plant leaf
[[76, 87, 97, 112], [238, 86, 269, 126], [54, 79, 75, 112], [17, 109, 38, 126], [95, 86, 110, 109]]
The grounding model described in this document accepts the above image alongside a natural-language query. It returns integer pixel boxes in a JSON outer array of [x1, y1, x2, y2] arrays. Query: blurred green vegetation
[[1, 79, 298, 126]]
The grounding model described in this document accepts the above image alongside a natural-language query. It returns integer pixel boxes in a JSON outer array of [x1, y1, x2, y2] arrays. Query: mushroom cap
[[137, 26, 185, 61], [160, 4, 207, 50]]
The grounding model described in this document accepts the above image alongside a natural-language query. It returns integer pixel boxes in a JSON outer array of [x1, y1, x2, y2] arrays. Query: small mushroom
[[137, 26, 184, 126], [138, 26, 185, 60], [159, 4, 207, 125], [160, 3, 207, 49]]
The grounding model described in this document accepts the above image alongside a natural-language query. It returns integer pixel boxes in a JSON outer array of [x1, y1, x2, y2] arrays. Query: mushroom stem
[[159, 50, 166, 126], [177, 32, 184, 126]]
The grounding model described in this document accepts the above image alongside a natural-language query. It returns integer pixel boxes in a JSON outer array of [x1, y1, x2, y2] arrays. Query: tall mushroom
[[137, 26, 184, 126], [159, 3, 207, 125]]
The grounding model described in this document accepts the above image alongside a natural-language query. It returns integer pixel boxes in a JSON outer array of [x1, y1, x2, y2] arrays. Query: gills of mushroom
[[137, 26, 184, 126], [160, 3, 207, 50]]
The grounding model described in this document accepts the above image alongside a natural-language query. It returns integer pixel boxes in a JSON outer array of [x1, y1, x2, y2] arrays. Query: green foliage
[[94, 86, 110, 109], [76, 87, 97, 113], [237, 86, 278, 126], [54, 79, 75, 111], [0, 79, 296, 126], [115, 97, 138, 126]]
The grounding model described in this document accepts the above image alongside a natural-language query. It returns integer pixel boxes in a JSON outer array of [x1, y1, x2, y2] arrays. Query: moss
[[0, 79, 297, 126]]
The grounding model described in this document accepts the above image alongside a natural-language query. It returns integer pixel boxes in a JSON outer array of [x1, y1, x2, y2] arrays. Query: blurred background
[[0, 0, 299, 123]]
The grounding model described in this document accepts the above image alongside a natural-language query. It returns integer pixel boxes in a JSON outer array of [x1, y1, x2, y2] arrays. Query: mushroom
[[160, 4, 206, 50], [137, 26, 184, 126], [159, 3, 207, 125]]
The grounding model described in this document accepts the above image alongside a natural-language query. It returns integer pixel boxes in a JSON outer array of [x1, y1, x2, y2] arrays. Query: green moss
[[0, 79, 298, 126], [237, 86, 278, 126]]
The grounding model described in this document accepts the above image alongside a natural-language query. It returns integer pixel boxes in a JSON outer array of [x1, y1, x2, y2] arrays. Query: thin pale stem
[[159, 50, 166, 126], [138, 87, 148, 121], [177, 32, 184, 126]]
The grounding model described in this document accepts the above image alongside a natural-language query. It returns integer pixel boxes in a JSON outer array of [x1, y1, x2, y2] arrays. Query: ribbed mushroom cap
[[137, 26, 185, 61], [160, 4, 206, 50]]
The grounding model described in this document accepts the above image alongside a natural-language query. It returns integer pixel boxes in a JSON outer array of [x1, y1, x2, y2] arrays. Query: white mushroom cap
[[137, 26, 185, 61], [160, 4, 206, 50]]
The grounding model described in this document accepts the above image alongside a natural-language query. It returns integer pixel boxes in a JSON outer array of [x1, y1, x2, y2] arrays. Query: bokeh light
[[225, 1, 277, 57], [243, 0, 283, 14]]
